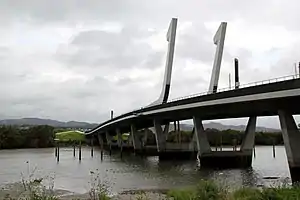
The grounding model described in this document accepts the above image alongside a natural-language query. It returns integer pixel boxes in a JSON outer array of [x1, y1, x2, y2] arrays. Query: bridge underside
[[102, 96, 300, 134]]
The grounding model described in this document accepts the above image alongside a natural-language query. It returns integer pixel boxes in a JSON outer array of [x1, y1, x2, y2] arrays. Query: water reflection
[[0, 146, 292, 193], [113, 153, 266, 189]]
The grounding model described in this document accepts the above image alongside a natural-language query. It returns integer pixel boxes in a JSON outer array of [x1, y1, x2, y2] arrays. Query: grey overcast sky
[[0, 0, 300, 128]]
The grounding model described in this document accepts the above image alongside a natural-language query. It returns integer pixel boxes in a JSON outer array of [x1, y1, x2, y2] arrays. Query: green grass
[[4, 172, 300, 200], [230, 187, 261, 200], [167, 187, 196, 200], [167, 180, 300, 200], [55, 130, 85, 142], [167, 180, 227, 200]]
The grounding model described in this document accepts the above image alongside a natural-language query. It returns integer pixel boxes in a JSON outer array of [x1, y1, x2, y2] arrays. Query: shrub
[[194, 180, 227, 200], [231, 187, 261, 200], [167, 187, 195, 200], [88, 170, 111, 200]]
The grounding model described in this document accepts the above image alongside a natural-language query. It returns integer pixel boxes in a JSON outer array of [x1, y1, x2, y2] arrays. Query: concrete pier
[[98, 120, 194, 159], [106, 132, 112, 146], [131, 124, 142, 152], [116, 128, 122, 147], [193, 117, 211, 155], [96, 116, 256, 165], [97, 133, 104, 160], [194, 116, 256, 168], [143, 128, 149, 147], [239, 116, 257, 166], [278, 110, 300, 183], [153, 120, 168, 152], [200, 151, 252, 168]]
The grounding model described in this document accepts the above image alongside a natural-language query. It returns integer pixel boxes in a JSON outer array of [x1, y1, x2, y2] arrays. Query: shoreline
[[0, 182, 170, 200], [0, 179, 290, 200], [2, 182, 299, 200]]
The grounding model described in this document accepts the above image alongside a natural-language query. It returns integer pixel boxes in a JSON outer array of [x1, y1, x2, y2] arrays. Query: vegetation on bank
[[166, 180, 300, 200], [0, 125, 87, 149], [0, 124, 284, 149], [0, 125, 55, 149], [3, 175, 300, 200]]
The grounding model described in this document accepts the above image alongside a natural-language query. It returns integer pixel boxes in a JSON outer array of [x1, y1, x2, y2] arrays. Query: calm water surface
[[0, 146, 291, 193]]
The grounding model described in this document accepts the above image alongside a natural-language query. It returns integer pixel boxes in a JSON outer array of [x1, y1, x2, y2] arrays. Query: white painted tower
[[149, 18, 177, 106]]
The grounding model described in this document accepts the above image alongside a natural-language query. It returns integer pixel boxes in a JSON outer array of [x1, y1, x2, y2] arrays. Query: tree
[[0, 125, 55, 149]]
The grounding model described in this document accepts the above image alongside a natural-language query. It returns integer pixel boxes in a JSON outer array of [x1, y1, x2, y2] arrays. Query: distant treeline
[[0, 125, 55, 149], [144, 128, 283, 146], [0, 125, 284, 150]]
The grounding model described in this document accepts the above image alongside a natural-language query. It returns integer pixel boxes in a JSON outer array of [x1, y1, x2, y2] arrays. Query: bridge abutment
[[278, 110, 300, 183], [194, 116, 256, 168]]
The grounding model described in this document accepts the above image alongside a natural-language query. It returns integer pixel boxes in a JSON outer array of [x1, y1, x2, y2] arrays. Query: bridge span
[[85, 19, 300, 182]]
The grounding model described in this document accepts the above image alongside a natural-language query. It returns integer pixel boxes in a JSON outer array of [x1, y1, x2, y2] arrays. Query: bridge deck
[[87, 78, 300, 135]]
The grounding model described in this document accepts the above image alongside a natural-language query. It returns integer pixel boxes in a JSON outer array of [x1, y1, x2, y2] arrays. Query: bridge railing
[[109, 74, 299, 119], [168, 74, 300, 102]]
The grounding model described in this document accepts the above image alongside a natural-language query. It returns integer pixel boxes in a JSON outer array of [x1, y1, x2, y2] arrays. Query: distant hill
[[204, 122, 280, 132], [0, 118, 280, 132], [168, 122, 280, 132], [0, 118, 98, 129]]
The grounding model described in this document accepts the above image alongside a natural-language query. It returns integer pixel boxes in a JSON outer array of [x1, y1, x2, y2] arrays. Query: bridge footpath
[[86, 77, 300, 182]]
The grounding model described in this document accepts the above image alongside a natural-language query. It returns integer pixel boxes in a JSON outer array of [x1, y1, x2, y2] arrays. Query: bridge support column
[[240, 117, 257, 152], [106, 132, 112, 155], [106, 132, 112, 145], [154, 120, 169, 152], [195, 116, 256, 168], [97, 133, 104, 147], [278, 110, 300, 183], [116, 128, 123, 157], [238, 116, 257, 167], [154, 121, 191, 160], [97, 133, 104, 160], [143, 128, 150, 147], [164, 123, 170, 140], [116, 128, 122, 147], [131, 124, 142, 152], [193, 117, 211, 155]]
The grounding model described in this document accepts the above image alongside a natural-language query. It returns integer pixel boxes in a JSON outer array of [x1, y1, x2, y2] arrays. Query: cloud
[[0, 0, 300, 128], [56, 28, 164, 70]]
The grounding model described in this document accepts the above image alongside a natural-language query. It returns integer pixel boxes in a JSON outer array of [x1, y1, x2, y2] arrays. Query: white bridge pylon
[[149, 18, 178, 106], [208, 22, 227, 94], [149, 20, 227, 106]]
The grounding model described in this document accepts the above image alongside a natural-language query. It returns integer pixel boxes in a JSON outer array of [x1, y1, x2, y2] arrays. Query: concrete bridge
[[86, 18, 300, 182]]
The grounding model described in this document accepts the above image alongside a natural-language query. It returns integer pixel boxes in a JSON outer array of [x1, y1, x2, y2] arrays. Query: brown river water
[[0, 146, 291, 194]]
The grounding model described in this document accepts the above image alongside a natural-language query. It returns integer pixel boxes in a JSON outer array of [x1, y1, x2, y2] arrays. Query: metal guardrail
[[111, 74, 300, 119], [168, 74, 300, 103]]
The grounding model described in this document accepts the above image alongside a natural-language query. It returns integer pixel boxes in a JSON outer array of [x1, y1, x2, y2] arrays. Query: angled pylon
[[149, 18, 177, 106], [208, 22, 227, 94]]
